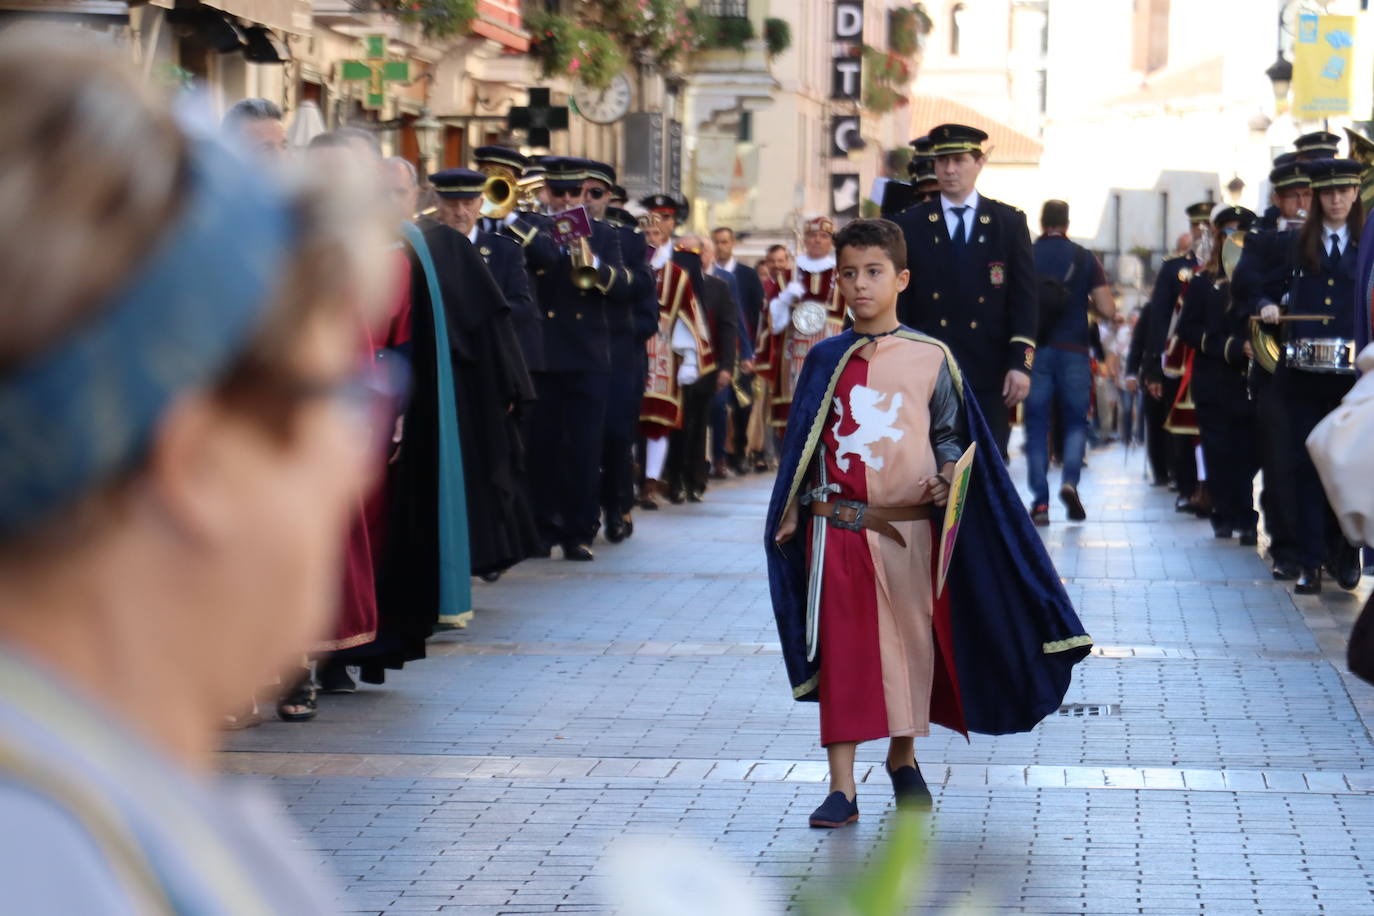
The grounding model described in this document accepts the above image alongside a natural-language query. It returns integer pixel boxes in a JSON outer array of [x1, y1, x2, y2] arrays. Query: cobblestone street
[[226, 443, 1374, 914]]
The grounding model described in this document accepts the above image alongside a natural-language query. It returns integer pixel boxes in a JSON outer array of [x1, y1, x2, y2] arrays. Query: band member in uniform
[[1127, 200, 1210, 512], [1294, 130, 1341, 162], [640, 203, 715, 507], [713, 226, 766, 473], [878, 136, 939, 218], [1232, 157, 1311, 578], [584, 161, 657, 542], [526, 157, 630, 561], [767, 217, 844, 430], [893, 123, 1036, 457], [1175, 204, 1258, 542], [1260, 158, 1364, 594]]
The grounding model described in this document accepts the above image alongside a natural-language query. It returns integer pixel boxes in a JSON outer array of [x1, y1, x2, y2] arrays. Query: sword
[[800, 447, 839, 663]]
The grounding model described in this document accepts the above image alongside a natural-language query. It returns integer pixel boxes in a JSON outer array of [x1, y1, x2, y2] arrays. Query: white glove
[[784, 279, 805, 301], [1260, 303, 1282, 324], [677, 361, 700, 386]]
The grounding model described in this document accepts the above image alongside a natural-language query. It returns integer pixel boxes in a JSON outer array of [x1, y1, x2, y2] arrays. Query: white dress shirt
[[941, 190, 981, 242]]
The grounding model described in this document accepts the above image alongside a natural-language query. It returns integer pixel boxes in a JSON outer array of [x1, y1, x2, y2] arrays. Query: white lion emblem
[[831, 384, 905, 472]]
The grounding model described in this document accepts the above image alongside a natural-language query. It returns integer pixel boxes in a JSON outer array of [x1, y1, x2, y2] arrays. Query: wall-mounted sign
[[832, 55, 862, 100], [831, 173, 860, 218], [834, 1, 863, 40], [830, 116, 862, 156]]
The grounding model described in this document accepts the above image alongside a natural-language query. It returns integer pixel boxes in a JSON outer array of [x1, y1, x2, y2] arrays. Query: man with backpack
[[1025, 200, 1116, 525]]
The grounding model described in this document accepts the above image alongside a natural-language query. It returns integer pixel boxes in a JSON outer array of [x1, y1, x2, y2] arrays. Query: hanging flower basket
[[365, 0, 478, 39]]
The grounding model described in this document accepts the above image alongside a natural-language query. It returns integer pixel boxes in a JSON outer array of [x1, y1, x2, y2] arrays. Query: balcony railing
[[700, 0, 748, 18]]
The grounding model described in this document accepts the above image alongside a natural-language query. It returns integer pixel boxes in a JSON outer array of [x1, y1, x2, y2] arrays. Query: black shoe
[[1272, 561, 1301, 581], [1238, 530, 1258, 546], [687, 489, 704, 503], [317, 660, 356, 694], [1335, 545, 1364, 591], [1175, 497, 1194, 513], [1295, 568, 1322, 595], [1059, 484, 1087, 522], [623, 518, 634, 539], [1213, 527, 1233, 540], [563, 542, 594, 562], [886, 763, 933, 809], [667, 489, 685, 505], [808, 790, 859, 828], [604, 519, 628, 544], [479, 569, 503, 583], [1029, 503, 1050, 527]]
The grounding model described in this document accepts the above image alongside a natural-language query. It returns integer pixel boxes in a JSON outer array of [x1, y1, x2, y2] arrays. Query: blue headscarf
[[0, 139, 295, 538]]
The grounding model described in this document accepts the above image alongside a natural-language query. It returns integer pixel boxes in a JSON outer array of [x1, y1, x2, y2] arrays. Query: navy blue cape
[[764, 329, 1092, 736]]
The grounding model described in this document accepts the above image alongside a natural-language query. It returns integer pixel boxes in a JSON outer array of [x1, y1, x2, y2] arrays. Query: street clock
[[572, 73, 633, 125]]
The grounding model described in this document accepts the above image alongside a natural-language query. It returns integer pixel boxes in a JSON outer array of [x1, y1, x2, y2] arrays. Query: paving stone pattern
[[227, 443, 1374, 914]]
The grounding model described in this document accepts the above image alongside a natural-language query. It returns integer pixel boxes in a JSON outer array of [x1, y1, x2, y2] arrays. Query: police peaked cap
[[1295, 131, 1341, 157], [1210, 204, 1255, 229], [641, 193, 687, 221], [429, 167, 486, 198], [1305, 158, 1363, 190], [1269, 160, 1310, 189], [1185, 201, 1213, 222], [926, 123, 988, 155], [473, 146, 528, 175], [542, 156, 588, 190], [583, 160, 616, 186]]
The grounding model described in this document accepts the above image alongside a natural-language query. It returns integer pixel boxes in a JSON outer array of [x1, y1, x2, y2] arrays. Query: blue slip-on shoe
[[886, 763, 933, 809], [808, 790, 859, 828]]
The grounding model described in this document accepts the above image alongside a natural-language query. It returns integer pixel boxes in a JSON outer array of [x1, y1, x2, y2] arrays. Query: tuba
[[479, 166, 519, 220]]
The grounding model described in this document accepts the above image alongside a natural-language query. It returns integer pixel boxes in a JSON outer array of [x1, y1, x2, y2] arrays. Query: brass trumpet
[[515, 174, 545, 213], [479, 166, 518, 219], [569, 237, 599, 290]]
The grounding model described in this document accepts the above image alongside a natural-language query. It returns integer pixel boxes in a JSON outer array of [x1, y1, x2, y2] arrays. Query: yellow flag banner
[[1292, 13, 1374, 119]]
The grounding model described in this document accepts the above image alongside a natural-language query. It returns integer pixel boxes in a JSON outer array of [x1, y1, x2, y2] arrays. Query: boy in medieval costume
[[766, 220, 1091, 828]]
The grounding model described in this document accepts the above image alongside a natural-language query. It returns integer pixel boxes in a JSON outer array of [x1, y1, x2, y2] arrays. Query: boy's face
[[837, 245, 909, 323]]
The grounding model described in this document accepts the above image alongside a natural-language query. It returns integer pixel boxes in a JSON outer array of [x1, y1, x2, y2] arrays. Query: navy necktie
[[950, 206, 968, 248], [1329, 233, 1341, 264]]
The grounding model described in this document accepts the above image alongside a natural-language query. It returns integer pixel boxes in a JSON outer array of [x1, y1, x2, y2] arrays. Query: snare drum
[[1284, 337, 1357, 374]]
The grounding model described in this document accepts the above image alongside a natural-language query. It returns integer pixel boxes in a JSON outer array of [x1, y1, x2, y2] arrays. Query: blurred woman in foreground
[[0, 27, 388, 911]]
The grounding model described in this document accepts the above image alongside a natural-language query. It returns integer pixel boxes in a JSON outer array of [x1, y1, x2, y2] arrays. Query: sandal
[[276, 676, 317, 722], [223, 702, 262, 730]]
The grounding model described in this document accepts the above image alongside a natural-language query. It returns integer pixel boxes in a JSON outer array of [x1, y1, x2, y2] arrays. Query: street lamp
[[413, 107, 443, 173], [1266, 53, 1292, 106]]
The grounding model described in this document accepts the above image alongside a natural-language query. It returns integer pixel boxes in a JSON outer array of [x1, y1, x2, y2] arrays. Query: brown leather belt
[[809, 500, 934, 548]]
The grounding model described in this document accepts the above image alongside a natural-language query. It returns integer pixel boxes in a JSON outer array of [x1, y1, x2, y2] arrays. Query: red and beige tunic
[[768, 252, 846, 428], [813, 335, 966, 746], [640, 243, 715, 438]]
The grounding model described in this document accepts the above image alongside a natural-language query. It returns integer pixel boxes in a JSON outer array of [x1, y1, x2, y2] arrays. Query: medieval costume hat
[[803, 216, 835, 235]]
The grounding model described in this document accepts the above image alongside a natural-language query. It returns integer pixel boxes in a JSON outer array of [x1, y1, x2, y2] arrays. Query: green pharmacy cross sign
[[341, 35, 409, 110]]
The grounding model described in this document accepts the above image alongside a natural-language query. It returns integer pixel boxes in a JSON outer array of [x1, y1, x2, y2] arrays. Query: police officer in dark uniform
[[892, 123, 1036, 456], [1232, 156, 1311, 578], [526, 157, 631, 561], [583, 160, 657, 543], [1127, 200, 1210, 511], [1260, 158, 1364, 594], [1175, 204, 1258, 542], [1294, 130, 1341, 161]]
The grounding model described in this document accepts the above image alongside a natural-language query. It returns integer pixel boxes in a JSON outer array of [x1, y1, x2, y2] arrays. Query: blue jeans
[[1025, 347, 1092, 506]]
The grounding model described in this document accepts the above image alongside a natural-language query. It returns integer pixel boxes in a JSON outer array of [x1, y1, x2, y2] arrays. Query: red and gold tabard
[[770, 252, 845, 429], [640, 245, 715, 437], [1162, 260, 1199, 436], [753, 270, 785, 386]]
